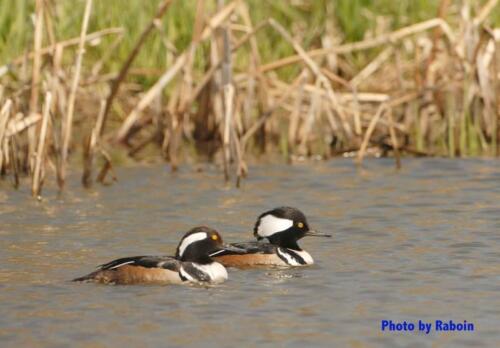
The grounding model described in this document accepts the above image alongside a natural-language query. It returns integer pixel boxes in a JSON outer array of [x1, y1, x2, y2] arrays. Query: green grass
[[2, 0, 497, 87]]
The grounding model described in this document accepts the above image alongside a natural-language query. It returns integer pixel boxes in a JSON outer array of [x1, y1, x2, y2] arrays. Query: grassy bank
[[0, 0, 499, 196]]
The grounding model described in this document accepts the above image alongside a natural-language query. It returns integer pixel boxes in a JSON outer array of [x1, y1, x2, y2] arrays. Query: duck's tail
[[72, 270, 99, 282]]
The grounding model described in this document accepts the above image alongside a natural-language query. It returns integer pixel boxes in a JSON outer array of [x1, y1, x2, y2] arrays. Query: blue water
[[0, 158, 499, 347]]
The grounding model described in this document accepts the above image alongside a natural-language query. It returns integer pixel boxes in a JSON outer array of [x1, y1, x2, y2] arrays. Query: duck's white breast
[[296, 250, 314, 265], [193, 262, 228, 283], [278, 248, 314, 266]]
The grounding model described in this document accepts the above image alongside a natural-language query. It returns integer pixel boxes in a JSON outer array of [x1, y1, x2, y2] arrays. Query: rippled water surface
[[1, 158, 499, 347]]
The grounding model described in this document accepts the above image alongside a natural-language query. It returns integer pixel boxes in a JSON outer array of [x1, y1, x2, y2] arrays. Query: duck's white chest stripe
[[179, 266, 195, 282], [295, 250, 314, 265], [276, 248, 302, 266], [193, 262, 228, 283], [276, 248, 314, 266], [179, 262, 228, 283]]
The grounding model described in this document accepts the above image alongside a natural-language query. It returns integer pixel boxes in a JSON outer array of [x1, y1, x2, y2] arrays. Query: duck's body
[[214, 241, 313, 267], [73, 255, 228, 285], [213, 207, 330, 268], [73, 227, 238, 285]]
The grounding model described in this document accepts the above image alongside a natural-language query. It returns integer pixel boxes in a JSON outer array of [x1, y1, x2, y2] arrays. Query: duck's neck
[[267, 235, 302, 251], [180, 254, 213, 264]]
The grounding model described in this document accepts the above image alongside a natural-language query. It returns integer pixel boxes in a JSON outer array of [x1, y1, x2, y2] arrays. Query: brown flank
[[80, 265, 182, 285], [215, 254, 286, 268]]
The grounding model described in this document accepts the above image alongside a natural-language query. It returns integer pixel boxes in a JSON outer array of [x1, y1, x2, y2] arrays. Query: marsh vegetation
[[0, 0, 498, 196]]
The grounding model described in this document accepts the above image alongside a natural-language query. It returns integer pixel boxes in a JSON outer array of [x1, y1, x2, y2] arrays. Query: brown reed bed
[[0, 0, 498, 197]]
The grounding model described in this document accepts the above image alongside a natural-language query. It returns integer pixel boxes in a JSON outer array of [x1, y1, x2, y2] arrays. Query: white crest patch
[[178, 232, 207, 257], [257, 215, 293, 237]]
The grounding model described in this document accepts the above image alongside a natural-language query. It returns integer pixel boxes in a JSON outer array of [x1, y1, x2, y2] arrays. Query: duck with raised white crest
[[73, 226, 243, 285], [213, 207, 331, 267]]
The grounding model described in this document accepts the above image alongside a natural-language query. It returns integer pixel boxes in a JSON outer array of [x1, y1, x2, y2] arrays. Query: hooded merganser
[[213, 207, 331, 267], [73, 226, 243, 285]]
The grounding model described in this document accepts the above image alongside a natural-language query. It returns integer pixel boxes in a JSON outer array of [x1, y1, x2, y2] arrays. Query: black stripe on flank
[[181, 263, 211, 282], [286, 249, 307, 265], [276, 248, 307, 265], [179, 270, 188, 282]]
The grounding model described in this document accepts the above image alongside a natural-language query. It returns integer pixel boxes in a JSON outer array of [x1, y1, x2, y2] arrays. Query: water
[[0, 158, 499, 347]]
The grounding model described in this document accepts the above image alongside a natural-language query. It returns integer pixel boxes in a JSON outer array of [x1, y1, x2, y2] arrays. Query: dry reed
[[32, 92, 52, 198], [59, 0, 93, 188], [0, 0, 498, 197]]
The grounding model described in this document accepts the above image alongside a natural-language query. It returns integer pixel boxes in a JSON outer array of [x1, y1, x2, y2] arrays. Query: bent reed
[[0, 0, 498, 197]]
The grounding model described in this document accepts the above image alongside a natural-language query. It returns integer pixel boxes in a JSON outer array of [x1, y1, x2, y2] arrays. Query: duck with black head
[[213, 207, 331, 267], [73, 226, 243, 285]]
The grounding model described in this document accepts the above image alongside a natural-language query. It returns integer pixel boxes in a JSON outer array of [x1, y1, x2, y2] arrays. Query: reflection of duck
[[73, 226, 243, 285], [214, 207, 331, 267]]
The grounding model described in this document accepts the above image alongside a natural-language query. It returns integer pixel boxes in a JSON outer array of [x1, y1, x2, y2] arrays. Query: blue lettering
[[382, 319, 474, 333], [418, 320, 432, 334], [381, 320, 415, 332], [435, 320, 475, 331]]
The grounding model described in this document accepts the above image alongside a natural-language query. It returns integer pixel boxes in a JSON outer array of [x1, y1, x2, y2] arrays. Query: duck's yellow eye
[[211, 234, 218, 241], [298, 222, 304, 228]]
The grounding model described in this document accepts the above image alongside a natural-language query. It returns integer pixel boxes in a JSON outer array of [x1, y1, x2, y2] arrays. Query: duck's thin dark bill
[[209, 244, 246, 257], [305, 230, 332, 237]]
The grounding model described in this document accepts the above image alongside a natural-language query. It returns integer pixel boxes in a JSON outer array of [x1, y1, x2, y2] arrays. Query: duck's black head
[[253, 207, 330, 250], [175, 226, 232, 264]]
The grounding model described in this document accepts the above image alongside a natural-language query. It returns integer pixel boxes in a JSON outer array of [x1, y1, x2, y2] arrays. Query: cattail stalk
[[59, 0, 93, 188], [28, 0, 44, 173], [32, 92, 52, 197]]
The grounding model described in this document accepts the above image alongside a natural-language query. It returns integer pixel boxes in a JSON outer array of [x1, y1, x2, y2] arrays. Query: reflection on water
[[0, 159, 499, 347]]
